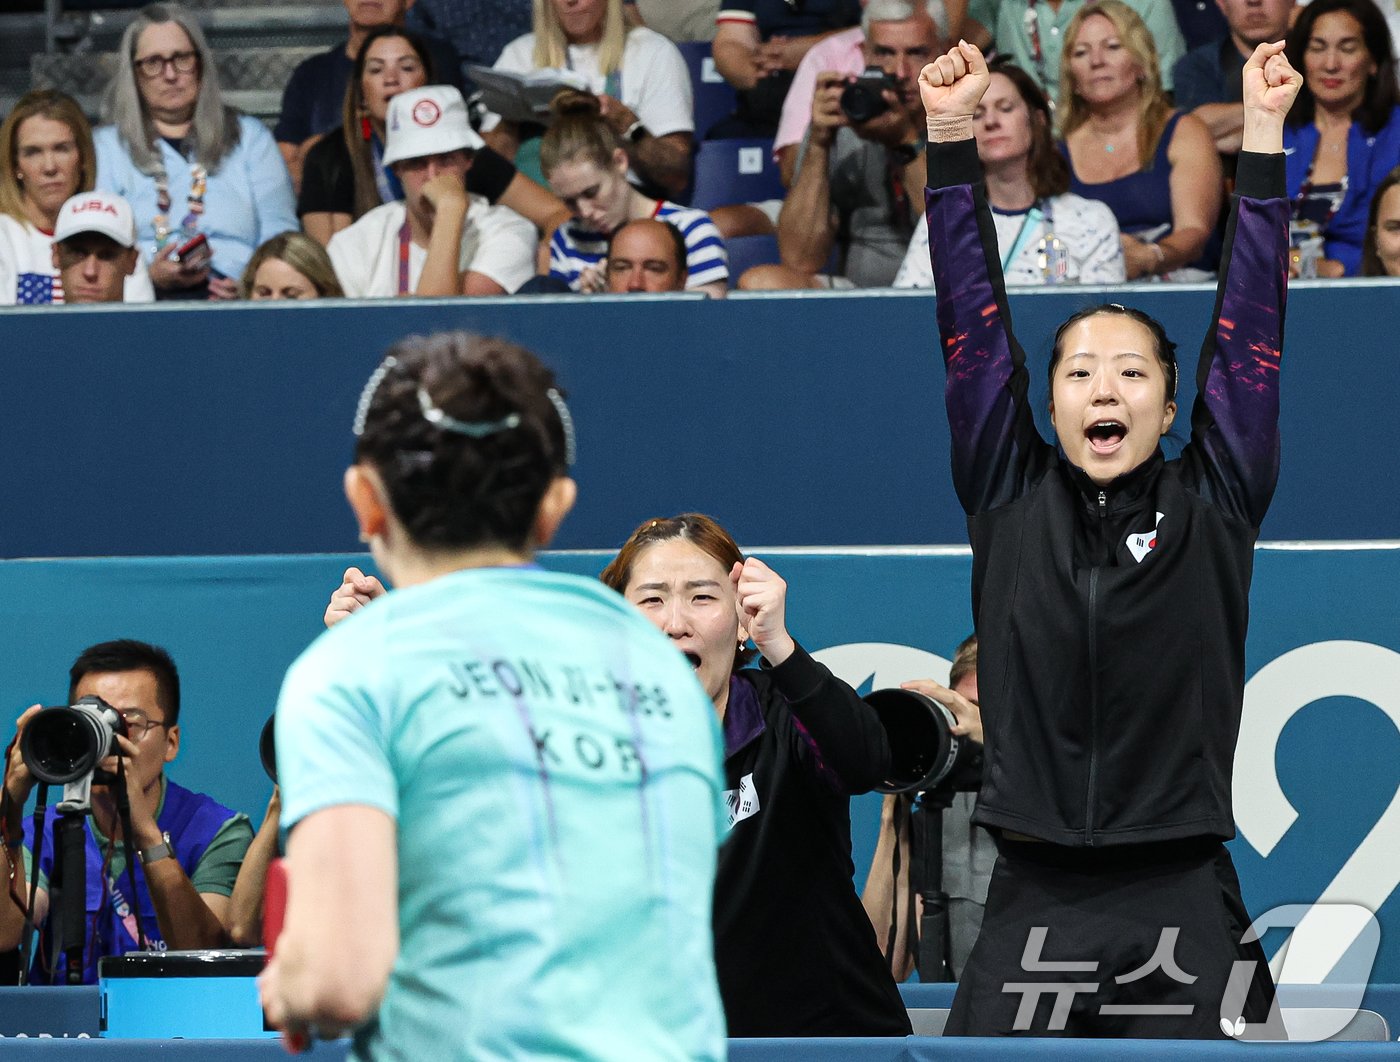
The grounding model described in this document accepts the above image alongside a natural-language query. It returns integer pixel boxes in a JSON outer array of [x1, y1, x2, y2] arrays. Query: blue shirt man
[[0, 640, 253, 984]]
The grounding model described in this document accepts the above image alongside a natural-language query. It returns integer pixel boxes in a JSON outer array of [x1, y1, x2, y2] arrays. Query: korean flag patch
[[723, 772, 761, 830], [1126, 511, 1165, 563]]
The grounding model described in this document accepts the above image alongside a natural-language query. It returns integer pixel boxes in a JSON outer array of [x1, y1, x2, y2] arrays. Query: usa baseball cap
[[382, 85, 485, 167], [53, 191, 136, 248]]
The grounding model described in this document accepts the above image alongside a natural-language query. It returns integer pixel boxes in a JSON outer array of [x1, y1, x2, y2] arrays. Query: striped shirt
[[549, 202, 729, 291]]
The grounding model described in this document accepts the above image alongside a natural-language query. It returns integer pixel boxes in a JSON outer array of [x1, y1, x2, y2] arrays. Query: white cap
[[382, 86, 485, 168], [53, 191, 137, 249]]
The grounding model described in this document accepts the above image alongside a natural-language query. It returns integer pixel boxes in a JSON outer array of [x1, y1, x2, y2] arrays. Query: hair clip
[[418, 389, 521, 438], [546, 387, 577, 467], [353, 356, 397, 437]]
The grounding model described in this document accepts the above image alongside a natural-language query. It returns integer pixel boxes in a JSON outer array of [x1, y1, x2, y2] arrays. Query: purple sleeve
[[926, 138, 1052, 515], [1182, 151, 1289, 527]]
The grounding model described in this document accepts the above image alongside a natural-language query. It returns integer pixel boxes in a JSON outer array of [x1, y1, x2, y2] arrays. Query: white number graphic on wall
[[1235, 640, 1400, 983]]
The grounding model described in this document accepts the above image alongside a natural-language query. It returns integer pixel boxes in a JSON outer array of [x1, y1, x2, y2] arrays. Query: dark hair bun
[[550, 88, 603, 121]]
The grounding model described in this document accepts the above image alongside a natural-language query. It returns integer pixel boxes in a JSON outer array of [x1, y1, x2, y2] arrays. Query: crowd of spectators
[[3, 0, 1400, 310]]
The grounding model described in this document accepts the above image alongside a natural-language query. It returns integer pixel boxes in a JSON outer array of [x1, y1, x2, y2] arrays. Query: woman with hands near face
[[599, 515, 913, 1038], [920, 39, 1299, 1036]]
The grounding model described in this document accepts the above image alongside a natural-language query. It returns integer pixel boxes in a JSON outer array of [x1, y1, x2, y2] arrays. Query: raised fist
[[918, 41, 991, 121]]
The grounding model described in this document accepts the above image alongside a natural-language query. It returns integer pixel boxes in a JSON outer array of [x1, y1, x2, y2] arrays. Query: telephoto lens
[[20, 696, 128, 786], [862, 688, 981, 795]]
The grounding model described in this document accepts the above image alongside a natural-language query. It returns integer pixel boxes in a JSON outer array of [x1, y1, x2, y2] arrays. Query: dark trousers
[[946, 836, 1277, 1038]]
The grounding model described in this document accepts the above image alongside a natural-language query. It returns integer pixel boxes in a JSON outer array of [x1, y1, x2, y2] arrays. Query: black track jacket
[[924, 139, 1289, 846]]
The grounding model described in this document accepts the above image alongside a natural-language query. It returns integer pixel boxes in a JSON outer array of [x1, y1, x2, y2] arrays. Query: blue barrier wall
[[2, 544, 1397, 981], [2, 280, 1397, 558]]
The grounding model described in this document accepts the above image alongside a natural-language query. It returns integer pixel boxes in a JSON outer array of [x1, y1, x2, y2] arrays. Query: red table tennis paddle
[[263, 858, 310, 1054]]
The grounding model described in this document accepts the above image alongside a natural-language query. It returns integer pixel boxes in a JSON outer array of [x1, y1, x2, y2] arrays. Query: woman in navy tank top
[[1056, 0, 1223, 279]]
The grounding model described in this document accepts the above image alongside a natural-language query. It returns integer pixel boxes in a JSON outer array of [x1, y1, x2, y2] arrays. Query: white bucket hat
[[382, 85, 485, 167], [53, 191, 137, 248]]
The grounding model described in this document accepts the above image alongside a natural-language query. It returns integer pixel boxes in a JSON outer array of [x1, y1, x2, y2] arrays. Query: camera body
[[20, 695, 128, 786], [840, 66, 899, 125]]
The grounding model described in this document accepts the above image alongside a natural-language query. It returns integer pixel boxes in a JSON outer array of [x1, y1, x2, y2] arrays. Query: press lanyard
[[1002, 202, 1044, 272], [368, 130, 404, 205], [397, 221, 413, 295]]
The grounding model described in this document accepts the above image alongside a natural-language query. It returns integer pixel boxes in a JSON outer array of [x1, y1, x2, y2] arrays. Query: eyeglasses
[[119, 708, 169, 740], [134, 50, 199, 79]]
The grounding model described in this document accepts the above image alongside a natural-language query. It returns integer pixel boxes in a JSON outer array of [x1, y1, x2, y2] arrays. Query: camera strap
[[18, 782, 49, 985], [110, 759, 148, 953]]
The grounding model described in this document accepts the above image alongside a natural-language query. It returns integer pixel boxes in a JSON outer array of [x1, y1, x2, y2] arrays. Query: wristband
[[1147, 242, 1167, 273], [139, 840, 173, 866], [926, 114, 973, 143], [624, 120, 649, 143]]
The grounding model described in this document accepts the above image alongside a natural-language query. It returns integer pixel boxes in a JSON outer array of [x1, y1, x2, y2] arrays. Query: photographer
[[861, 634, 994, 981], [0, 640, 252, 984], [740, 0, 940, 289]]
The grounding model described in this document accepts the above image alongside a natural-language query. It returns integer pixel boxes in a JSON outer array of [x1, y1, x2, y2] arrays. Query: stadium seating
[[677, 40, 737, 140], [691, 137, 785, 211]]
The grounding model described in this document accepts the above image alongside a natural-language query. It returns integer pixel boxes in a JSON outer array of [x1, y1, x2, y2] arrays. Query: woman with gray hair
[[95, 3, 297, 299]]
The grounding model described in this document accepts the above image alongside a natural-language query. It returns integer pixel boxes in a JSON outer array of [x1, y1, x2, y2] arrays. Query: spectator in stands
[[711, 0, 862, 138], [772, 1, 960, 188], [991, 0, 1186, 104], [50, 191, 141, 304], [740, 0, 938, 289], [598, 514, 912, 1037], [1058, 0, 1223, 280], [328, 86, 537, 297], [604, 217, 689, 290], [0, 90, 153, 305], [539, 90, 728, 296], [299, 27, 569, 250], [483, 0, 695, 199], [1173, 0, 1293, 156], [239, 232, 344, 299], [1361, 164, 1400, 274], [895, 62, 1125, 286], [406, 0, 533, 85], [628, 0, 722, 42], [262, 336, 726, 1060], [1283, 0, 1400, 276], [0, 640, 254, 984], [860, 634, 991, 981], [96, 3, 298, 301], [275, 0, 463, 190]]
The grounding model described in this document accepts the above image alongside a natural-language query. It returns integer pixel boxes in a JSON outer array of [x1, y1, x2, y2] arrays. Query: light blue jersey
[[277, 566, 728, 1062]]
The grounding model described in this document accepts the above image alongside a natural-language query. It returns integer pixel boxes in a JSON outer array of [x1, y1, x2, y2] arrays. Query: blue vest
[[22, 779, 235, 984]]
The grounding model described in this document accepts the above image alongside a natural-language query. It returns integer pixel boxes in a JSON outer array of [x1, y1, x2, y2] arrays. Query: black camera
[[862, 687, 982, 795], [20, 695, 129, 786], [840, 66, 899, 124]]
